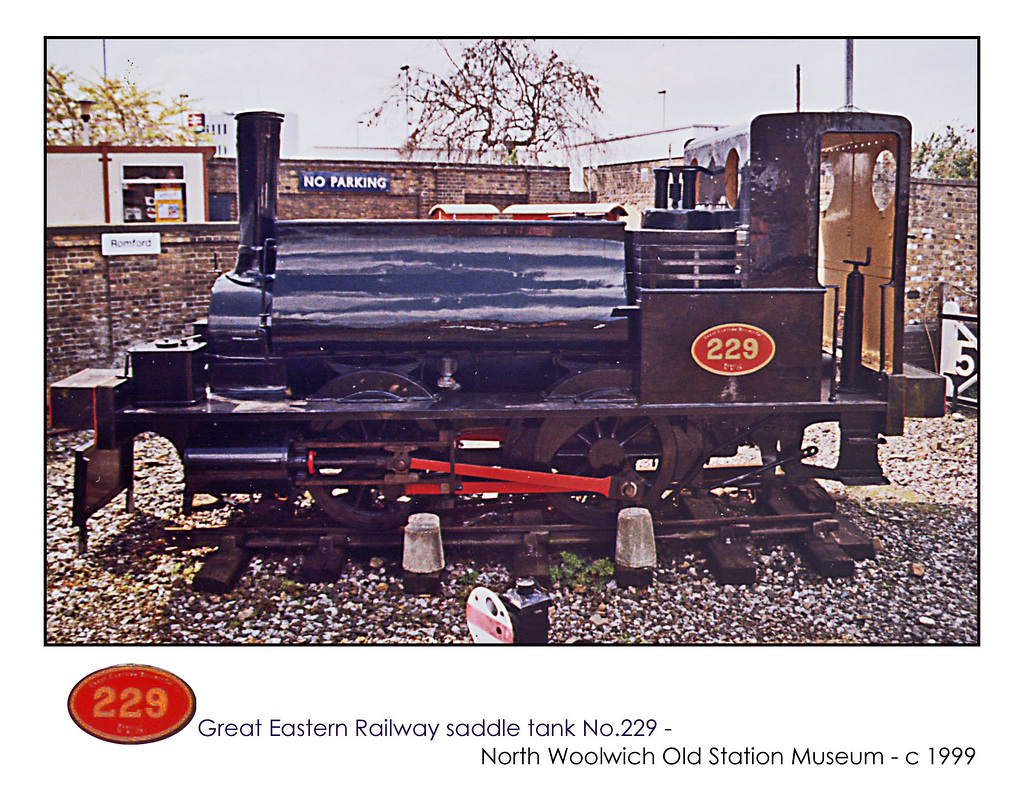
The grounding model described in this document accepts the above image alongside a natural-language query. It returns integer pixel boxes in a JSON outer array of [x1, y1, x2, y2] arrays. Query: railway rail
[[158, 469, 873, 592], [44, 413, 978, 645]]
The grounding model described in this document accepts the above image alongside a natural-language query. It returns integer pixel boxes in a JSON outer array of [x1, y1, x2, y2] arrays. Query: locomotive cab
[[635, 112, 941, 409]]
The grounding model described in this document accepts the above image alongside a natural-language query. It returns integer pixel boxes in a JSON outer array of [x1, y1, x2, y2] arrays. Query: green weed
[[551, 552, 615, 589]]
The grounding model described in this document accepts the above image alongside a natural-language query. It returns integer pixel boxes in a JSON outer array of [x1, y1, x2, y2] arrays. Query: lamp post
[[77, 99, 96, 145], [658, 90, 666, 129]]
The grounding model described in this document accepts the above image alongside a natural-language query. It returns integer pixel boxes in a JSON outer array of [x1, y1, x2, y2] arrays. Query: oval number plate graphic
[[68, 665, 196, 744], [692, 323, 776, 376]]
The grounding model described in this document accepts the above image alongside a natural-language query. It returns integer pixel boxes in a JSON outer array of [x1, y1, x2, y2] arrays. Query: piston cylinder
[[184, 446, 291, 493]]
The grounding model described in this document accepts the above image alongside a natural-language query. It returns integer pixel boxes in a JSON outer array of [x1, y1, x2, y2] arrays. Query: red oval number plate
[[68, 665, 196, 744], [691, 323, 776, 376]]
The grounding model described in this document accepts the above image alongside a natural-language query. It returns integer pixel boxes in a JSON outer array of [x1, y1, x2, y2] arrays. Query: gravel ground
[[44, 412, 978, 645]]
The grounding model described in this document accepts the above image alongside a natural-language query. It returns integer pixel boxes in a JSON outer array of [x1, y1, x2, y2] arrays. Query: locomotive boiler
[[50, 109, 946, 542]]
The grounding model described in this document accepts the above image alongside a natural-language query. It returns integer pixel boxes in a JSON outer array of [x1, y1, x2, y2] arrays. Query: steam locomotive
[[50, 110, 945, 540]]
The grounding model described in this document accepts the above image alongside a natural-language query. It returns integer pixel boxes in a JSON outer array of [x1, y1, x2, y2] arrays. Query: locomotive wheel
[[307, 420, 427, 531], [534, 416, 677, 526], [310, 481, 412, 531]]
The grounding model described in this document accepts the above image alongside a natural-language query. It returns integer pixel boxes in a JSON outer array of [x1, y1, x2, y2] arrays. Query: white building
[[551, 125, 727, 192], [46, 145, 216, 226], [195, 110, 301, 158]]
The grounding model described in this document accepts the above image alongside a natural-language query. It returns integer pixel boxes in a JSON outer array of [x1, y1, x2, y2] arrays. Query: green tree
[[368, 39, 601, 161], [46, 66, 83, 143], [912, 124, 978, 180], [46, 65, 211, 146]]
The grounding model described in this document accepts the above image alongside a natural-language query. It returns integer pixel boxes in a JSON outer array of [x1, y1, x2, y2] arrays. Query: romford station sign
[[299, 171, 391, 193], [101, 232, 162, 256]]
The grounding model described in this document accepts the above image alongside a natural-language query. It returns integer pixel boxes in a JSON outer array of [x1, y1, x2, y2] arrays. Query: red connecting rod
[[402, 457, 614, 497]]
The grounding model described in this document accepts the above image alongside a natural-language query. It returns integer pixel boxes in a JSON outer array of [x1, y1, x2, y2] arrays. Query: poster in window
[[154, 187, 185, 223]]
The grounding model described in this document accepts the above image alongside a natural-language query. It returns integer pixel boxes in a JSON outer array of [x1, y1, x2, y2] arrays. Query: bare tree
[[368, 39, 601, 162]]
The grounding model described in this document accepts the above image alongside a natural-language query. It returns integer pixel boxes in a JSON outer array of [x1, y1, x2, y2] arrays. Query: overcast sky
[[45, 38, 978, 154]]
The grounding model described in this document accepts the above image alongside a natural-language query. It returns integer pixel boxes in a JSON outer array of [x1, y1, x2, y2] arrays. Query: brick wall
[[206, 158, 574, 220], [904, 178, 978, 370], [905, 178, 978, 321], [585, 161, 660, 211], [46, 224, 237, 383]]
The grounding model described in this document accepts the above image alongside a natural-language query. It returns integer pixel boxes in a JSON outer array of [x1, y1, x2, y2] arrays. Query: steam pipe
[[653, 166, 712, 210]]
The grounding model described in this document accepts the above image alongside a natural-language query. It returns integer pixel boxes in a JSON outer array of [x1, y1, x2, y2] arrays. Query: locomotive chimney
[[234, 110, 284, 277]]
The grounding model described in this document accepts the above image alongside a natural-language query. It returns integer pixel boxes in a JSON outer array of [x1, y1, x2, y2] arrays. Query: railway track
[[164, 471, 875, 592], [45, 416, 977, 645]]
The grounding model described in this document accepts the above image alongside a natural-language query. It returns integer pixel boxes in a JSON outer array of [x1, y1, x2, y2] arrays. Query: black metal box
[[48, 369, 128, 430], [130, 339, 207, 406]]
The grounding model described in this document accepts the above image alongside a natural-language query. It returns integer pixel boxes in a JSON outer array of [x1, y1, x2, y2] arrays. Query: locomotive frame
[[50, 109, 946, 548]]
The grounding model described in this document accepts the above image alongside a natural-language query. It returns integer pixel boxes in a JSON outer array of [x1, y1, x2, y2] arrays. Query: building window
[[208, 193, 233, 222], [121, 164, 187, 223]]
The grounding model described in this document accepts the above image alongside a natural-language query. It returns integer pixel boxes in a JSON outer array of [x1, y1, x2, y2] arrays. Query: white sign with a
[[101, 232, 162, 256]]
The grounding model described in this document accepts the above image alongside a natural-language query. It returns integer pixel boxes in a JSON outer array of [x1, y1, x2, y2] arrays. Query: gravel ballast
[[44, 413, 978, 645]]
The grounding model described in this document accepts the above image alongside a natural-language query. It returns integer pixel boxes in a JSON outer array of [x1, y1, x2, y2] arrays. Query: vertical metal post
[[840, 248, 871, 390], [880, 282, 896, 373], [100, 144, 111, 223], [104, 254, 114, 362], [845, 40, 855, 109], [827, 285, 840, 402]]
